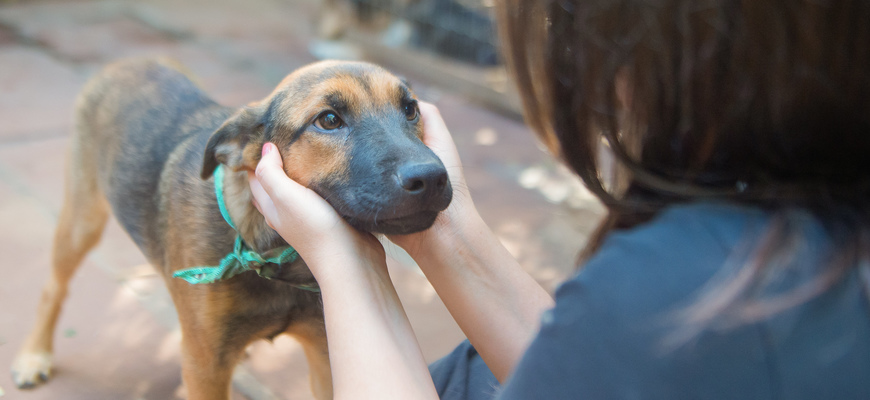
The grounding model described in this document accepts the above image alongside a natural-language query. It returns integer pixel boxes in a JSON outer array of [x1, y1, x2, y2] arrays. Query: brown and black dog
[[11, 58, 451, 399]]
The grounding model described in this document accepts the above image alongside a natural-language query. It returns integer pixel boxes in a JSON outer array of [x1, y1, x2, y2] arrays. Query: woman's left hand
[[248, 142, 385, 281], [249, 142, 437, 399]]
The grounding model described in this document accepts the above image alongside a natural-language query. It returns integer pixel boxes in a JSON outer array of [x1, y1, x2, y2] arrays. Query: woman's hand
[[249, 142, 438, 399], [387, 102, 477, 257], [386, 102, 554, 382], [248, 142, 385, 280]]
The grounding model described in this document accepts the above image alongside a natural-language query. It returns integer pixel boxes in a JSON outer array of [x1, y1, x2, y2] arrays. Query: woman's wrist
[[307, 236, 387, 282], [397, 201, 552, 381], [310, 234, 438, 399], [396, 192, 483, 261]]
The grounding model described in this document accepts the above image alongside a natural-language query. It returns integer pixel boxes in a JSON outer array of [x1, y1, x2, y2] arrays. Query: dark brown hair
[[497, 0, 870, 327]]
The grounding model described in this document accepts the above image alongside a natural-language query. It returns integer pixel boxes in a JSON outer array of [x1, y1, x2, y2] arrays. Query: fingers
[[254, 143, 294, 203], [250, 142, 348, 237], [419, 101, 446, 140], [251, 142, 303, 232], [419, 102, 465, 197], [254, 143, 334, 217], [247, 172, 277, 231], [419, 102, 461, 166]]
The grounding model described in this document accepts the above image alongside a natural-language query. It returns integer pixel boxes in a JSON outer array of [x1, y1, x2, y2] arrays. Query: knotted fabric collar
[[172, 165, 319, 292]]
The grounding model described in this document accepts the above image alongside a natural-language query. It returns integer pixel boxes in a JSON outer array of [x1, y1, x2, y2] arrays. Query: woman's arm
[[389, 103, 555, 382], [250, 143, 437, 400]]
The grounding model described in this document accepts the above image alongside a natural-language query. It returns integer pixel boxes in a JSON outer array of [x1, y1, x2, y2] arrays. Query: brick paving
[[0, 0, 603, 398]]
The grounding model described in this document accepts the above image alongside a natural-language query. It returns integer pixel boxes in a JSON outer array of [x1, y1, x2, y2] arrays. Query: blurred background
[[0, 0, 603, 398]]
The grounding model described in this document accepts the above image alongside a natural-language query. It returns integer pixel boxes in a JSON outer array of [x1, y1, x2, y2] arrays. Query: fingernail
[[262, 143, 272, 156]]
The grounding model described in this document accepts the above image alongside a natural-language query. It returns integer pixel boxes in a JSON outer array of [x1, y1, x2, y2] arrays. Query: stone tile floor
[[0, 0, 603, 398]]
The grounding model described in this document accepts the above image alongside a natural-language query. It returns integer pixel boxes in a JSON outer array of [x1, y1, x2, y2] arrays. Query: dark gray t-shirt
[[430, 202, 870, 399]]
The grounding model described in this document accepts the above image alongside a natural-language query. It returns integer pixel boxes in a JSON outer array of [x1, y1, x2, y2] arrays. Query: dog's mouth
[[343, 211, 440, 235], [312, 177, 452, 235]]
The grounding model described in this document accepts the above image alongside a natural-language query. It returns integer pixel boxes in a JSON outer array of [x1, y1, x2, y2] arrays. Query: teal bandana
[[172, 165, 319, 292]]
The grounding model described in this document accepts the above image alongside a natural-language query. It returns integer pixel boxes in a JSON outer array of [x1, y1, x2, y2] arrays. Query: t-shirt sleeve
[[498, 205, 774, 399]]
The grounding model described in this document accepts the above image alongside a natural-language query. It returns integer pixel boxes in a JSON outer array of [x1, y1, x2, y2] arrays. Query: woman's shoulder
[[565, 202, 773, 304], [603, 201, 772, 260], [501, 202, 781, 398], [501, 202, 870, 398], [567, 201, 841, 308]]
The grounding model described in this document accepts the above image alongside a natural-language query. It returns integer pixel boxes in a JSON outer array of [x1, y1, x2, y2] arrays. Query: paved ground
[[0, 0, 604, 398]]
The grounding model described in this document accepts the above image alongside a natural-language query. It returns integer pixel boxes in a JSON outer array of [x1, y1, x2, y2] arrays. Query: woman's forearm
[[250, 142, 438, 398], [387, 103, 553, 382], [313, 250, 439, 400], [404, 209, 555, 382]]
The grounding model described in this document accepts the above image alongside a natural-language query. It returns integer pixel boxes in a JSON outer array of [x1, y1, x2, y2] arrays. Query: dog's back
[[72, 58, 231, 261]]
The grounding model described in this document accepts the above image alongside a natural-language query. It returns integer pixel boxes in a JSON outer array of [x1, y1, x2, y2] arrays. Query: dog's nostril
[[436, 175, 447, 190], [404, 178, 426, 193], [397, 163, 447, 195]]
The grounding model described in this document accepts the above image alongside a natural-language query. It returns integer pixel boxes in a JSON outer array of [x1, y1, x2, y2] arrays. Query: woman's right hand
[[387, 102, 554, 382], [387, 102, 477, 256]]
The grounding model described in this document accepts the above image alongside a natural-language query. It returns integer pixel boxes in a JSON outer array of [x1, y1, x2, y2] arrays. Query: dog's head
[[201, 61, 452, 235]]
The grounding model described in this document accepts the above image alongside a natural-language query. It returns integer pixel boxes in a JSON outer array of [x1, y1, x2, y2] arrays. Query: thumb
[[419, 102, 461, 167], [252, 142, 335, 223], [255, 142, 293, 199]]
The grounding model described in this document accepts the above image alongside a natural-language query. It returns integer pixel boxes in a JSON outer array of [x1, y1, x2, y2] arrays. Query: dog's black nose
[[397, 162, 448, 196]]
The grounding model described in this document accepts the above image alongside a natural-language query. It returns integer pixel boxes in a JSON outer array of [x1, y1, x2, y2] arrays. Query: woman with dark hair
[[250, 0, 870, 398]]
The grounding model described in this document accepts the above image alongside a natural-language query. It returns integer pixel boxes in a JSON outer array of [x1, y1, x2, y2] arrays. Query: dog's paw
[[11, 351, 53, 389]]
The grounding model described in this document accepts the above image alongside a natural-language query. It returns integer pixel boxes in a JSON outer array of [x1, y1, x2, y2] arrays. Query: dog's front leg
[[287, 318, 333, 400], [179, 337, 239, 400], [176, 305, 247, 400]]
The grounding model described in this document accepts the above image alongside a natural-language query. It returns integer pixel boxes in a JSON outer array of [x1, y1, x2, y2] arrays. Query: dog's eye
[[404, 102, 419, 121], [314, 111, 343, 131]]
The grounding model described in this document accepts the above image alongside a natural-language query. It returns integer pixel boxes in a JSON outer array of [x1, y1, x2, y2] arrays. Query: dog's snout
[[397, 162, 448, 196]]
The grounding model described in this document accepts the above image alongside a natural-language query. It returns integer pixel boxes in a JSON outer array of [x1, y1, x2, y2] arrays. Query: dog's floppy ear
[[399, 77, 412, 90], [201, 104, 267, 179]]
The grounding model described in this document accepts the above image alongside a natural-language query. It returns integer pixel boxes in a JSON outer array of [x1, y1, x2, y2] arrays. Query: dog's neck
[[219, 168, 286, 252]]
